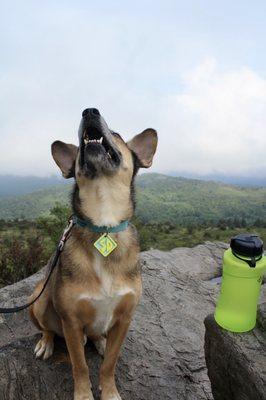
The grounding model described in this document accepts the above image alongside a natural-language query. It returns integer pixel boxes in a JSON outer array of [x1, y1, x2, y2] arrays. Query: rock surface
[[204, 286, 266, 400], [0, 242, 229, 400]]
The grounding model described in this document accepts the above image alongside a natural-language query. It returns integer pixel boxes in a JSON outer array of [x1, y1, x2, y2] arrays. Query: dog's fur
[[29, 109, 157, 400]]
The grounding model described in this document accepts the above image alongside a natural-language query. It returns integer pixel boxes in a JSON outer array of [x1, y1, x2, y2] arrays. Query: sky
[[1, 0, 266, 177]]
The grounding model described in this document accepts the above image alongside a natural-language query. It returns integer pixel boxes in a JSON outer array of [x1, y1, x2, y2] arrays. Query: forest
[[0, 173, 265, 286]]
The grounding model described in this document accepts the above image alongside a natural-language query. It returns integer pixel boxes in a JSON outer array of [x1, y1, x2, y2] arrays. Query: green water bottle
[[215, 234, 266, 333]]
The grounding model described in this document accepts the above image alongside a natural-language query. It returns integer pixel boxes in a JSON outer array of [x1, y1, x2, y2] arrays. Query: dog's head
[[52, 108, 157, 184]]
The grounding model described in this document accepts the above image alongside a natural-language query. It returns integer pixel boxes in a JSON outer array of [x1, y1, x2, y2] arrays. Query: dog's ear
[[127, 128, 158, 168], [51, 141, 78, 178]]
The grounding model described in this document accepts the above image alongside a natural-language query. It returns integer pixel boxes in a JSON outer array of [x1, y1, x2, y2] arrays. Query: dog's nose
[[82, 108, 100, 118]]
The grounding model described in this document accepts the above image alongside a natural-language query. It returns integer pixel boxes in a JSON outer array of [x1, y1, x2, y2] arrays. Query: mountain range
[[168, 172, 266, 187], [0, 173, 265, 225], [0, 172, 265, 199], [0, 175, 70, 197]]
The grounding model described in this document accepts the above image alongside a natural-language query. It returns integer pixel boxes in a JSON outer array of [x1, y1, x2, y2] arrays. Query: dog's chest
[[79, 254, 133, 336]]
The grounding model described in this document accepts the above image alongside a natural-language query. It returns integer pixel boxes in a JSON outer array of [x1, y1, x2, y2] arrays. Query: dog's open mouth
[[83, 127, 117, 162], [78, 109, 122, 176], [81, 125, 121, 176]]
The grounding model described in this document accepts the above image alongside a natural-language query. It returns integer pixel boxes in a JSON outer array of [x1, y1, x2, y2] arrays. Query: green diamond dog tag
[[94, 233, 117, 257]]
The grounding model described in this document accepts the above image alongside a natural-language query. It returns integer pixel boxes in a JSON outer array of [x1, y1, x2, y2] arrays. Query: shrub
[[0, 234, 46, 285]]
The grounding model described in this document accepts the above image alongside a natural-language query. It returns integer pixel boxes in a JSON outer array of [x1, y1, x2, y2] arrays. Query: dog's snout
[[82, 108, 100, 118], [91, 108, 100, 116]]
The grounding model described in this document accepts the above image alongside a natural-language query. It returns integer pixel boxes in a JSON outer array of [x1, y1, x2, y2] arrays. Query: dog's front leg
[[99, 318, 131, 400], [100, 293, 137, 400], [62, 318, 94, 400]]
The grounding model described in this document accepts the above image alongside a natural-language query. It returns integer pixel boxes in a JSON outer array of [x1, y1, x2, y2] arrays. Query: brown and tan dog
[[29, 108, 157, 400]]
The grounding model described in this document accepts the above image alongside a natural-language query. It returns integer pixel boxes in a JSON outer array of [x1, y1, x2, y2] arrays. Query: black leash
[[0, 218, 75, 314]]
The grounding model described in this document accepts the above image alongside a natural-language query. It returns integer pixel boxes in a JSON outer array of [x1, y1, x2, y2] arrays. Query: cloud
[[0, 2, 266, 177], [157, 59, 266, 176], [1, 57, 266, 177]]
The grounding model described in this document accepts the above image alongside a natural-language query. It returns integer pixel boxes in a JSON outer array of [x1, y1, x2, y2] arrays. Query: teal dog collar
[[73, 215, 129, 233]]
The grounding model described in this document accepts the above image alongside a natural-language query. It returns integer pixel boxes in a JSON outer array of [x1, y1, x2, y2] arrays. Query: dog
[[29, 108, 158, 400]]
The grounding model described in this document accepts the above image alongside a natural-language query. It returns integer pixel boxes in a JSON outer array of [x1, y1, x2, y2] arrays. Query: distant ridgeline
[[0, 173, 265, 226], [0, 175, 70, 197]]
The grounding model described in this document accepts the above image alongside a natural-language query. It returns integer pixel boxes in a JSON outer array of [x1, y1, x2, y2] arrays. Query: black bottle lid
[[230, 234, 264, 258]]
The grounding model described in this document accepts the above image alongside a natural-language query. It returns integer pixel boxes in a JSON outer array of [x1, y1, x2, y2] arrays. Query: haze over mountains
[[169, 172, 266, 188], [0, 172, 265, 199], [0, 175, 69, 197], [0, 173, 265, 226]]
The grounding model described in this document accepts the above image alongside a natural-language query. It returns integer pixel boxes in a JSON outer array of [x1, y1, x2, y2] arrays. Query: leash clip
[[58, 218, 75, 251]]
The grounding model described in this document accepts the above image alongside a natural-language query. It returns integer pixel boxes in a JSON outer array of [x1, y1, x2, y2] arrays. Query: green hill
[[135, 174, 266, 225], [0, 175, 69, 197], [0, 185, 71, 220], [0, 173, 265, 225]]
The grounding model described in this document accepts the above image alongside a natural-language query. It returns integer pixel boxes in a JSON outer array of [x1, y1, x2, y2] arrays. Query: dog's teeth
[[84, 138, 103, 145]]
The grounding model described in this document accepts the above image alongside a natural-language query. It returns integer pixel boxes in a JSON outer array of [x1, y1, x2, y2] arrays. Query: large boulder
[[204, 285, 266, 400], [0, 242, 228, 400]]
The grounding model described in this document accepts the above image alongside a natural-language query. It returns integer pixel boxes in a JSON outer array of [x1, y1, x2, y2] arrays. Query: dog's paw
[[34, 334, 54, 360], [74, 391, 94, 400], [94, 337, 106, 357], [101, 393, 122, 400], [74, 397, 94, 400], [100, 387, 122, 400], [103, 395, 121, 400]]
